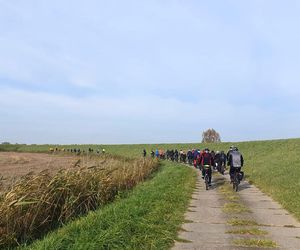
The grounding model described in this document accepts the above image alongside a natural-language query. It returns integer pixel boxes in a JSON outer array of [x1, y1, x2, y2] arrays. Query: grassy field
[[23, 161, 196, 250], [2, 138, 300, 221], [1, 138, 300, 249]]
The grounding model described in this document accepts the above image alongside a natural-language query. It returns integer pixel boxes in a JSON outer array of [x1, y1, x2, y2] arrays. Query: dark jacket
[[228, 151, 244, 167], [199, 152, 214, 166]]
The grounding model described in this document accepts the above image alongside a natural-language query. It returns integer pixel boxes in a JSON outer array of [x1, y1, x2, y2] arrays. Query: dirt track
[[0, 152, 79, 189]]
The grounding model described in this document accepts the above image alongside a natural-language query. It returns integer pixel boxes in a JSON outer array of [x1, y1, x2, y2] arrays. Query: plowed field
[[0, 152, 79, 189]]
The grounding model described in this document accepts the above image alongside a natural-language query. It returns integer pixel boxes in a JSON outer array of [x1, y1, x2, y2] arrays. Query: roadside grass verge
[[23, 161, 196, 250], [241, 139, 300, 221]]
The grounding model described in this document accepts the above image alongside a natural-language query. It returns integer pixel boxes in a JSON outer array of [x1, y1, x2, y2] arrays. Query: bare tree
[[202, 128, 221, 143]]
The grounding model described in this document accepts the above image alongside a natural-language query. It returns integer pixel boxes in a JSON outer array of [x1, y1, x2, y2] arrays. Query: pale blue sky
[[1, 0, 300, 144]]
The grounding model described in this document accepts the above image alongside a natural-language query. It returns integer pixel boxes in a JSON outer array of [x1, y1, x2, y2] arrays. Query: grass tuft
[[226, 227, 268, 235], [233, 238, 277, 248], [227, 218, 259, 226], [176, 238, 192, 243], [223, 203, 250, 213], [218, 185, 239, 201]]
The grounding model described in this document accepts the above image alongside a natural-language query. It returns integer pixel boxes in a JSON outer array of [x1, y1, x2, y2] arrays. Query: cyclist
[[219, 150, 227, 173], [143, 149, 147, 157], [181, 150, 187, 163], [187, 150, 193, 165], [228, 147, 244, 182], [170, 149, 175, 161], [199, 148, 214, 185], [211, 150, 216, 161], [193, 149, 200, 168], [214, 151, 220, 171], [155, 149, 159, 158], [151, 150, 155, 158], [226, 145, 235, 161], [174, 149, 179, 162], [179, 149, 184, 162]]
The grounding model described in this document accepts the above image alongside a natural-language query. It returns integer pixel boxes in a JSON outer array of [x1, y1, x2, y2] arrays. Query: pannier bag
[[238, 171, 244, 181]]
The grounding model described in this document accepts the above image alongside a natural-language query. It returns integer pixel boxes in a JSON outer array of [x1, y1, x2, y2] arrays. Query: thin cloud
[[1, 1, 300, 143], [1, 87, 299, 144]]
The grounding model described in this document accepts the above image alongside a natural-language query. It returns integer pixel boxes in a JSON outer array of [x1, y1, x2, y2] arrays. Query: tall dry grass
[[0, 154, 159, 248]]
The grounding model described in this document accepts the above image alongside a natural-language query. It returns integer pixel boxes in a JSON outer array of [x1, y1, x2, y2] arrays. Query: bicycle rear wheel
[[220, 165, 224, 175], [234, 172, 239, 192], [205, 175, 209, 190]]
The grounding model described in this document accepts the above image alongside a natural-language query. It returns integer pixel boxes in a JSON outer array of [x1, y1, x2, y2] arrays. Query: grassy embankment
[[2, 138, 300, 221], [23, 161, 196, 249]]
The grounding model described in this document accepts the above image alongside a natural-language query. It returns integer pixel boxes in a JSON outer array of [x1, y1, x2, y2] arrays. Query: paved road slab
[[173, 168, 300, 250]]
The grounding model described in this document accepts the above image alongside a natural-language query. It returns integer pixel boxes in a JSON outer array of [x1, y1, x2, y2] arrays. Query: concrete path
[[173, 168, 300, 250]]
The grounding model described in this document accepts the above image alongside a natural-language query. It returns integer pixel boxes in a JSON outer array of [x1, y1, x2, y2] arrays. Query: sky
[[1, 0, 300, 144]]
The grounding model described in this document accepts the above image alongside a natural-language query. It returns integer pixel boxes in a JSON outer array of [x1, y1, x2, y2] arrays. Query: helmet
[[204, 148, 209, 152]]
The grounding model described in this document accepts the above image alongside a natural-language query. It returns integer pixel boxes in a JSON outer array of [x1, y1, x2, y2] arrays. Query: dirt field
[[0, 152, 80, 189]]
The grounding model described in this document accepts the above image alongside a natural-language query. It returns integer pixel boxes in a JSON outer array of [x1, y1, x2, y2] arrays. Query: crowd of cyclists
[[144, 146, 244, 186], [50, 147, 106, 154], [51, 145, 244, 187]]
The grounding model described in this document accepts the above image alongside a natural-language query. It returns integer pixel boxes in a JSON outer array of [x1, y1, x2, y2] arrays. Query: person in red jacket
[[199, 148, 214, 185]]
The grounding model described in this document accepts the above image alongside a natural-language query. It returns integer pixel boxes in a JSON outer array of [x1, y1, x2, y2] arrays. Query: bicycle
[[203, 165, 211, 190], [219, 161, 225, 175], [232, 167, 240, 192]]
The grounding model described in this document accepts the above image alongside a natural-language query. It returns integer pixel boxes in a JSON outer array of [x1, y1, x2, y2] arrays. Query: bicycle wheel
[[220, 165, 224, 175], [234, 173, 239, 192], [205, 174, 209, 190]]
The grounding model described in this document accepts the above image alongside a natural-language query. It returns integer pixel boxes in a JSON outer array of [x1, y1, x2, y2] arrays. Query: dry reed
[[0, 155, 159, 248]]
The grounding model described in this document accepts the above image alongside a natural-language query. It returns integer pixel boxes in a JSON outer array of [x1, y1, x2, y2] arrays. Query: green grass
[[2, 138, 300, 221], [223, 202, 250, 213], [2, 138, 300, 248], [233, 238, 277, 248], [227, 218, 259, 226], [22, 161, 196, 250], [218, 184, 239, 201], [226, 227, 268, 235], [240, 139, 300, 221]]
